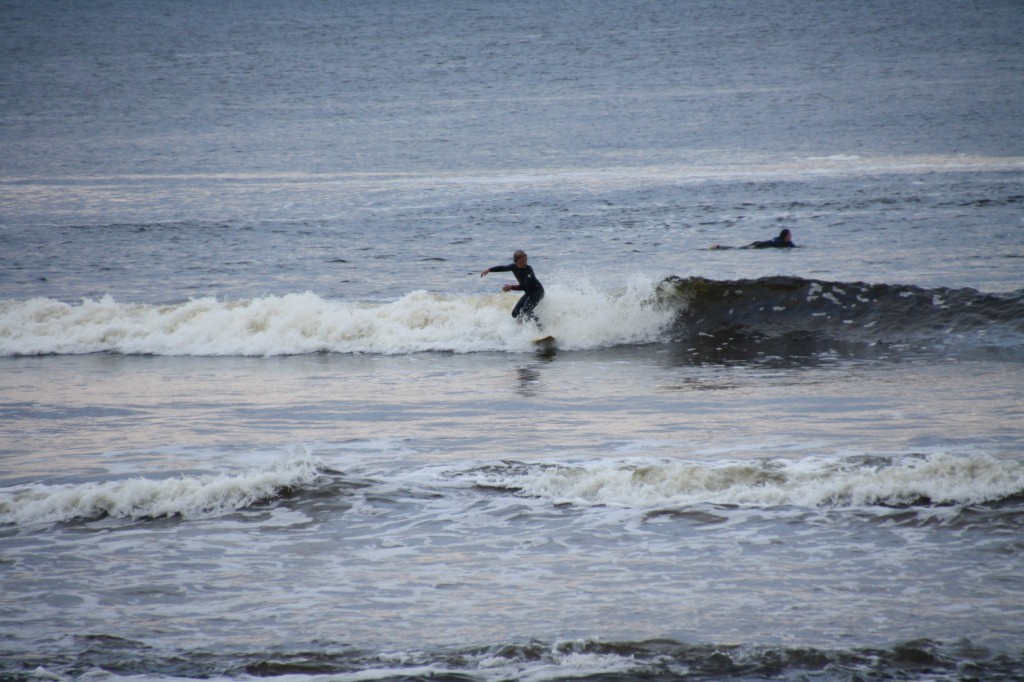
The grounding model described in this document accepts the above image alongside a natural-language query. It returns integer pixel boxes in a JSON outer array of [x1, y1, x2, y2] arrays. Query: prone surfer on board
[[481, 250, 545, 328], [711, 228, 797, 250]]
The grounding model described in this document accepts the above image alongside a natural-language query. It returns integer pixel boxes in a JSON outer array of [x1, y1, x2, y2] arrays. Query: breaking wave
[[0, 278, 671, 356], [472, 453, 1024, 510], [2, 275, 1022, 360], [0, 453, 325, 526]]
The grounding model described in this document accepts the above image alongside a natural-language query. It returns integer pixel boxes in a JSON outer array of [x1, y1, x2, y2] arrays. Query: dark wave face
[[657, 276, 1024, 364], [5, 635, 1021, 681]]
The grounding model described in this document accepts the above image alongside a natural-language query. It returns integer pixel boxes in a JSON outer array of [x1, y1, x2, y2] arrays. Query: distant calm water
[[2, 1, 1023, 680]]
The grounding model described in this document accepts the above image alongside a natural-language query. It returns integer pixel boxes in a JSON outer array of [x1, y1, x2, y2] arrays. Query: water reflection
[[516, 366, 542, 397]]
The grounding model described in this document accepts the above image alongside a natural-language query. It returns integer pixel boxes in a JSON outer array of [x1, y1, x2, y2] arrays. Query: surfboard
[[532, 335, 556, 352]]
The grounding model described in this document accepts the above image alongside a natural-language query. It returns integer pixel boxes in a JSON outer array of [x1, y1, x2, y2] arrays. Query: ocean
[[2, 1, 1023, 680]]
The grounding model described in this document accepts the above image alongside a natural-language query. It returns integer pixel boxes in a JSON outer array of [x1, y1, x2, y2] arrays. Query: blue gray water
[[2, 1, 1023, 680]]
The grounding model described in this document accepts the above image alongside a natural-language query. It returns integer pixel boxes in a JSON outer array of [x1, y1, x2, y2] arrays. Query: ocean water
[[2, 1, 1024, 680]]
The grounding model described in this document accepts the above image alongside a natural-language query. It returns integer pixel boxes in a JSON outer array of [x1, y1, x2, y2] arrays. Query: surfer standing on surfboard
[[481, 250, 545, 327]]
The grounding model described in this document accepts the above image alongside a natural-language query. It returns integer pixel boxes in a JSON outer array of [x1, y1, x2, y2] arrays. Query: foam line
[[475, 454, 1024, 509], [0, 454, 324, 526], [0, 279, 673, 356]]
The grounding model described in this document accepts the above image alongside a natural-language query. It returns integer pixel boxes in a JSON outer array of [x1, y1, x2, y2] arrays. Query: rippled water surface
[[2, 0, 1023, 680]]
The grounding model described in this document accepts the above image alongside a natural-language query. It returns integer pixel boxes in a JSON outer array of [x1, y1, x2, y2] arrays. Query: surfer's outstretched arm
[[483, 263, 515, 276]]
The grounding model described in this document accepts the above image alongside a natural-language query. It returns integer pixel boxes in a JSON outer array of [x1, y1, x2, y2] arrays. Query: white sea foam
[[0, 280, 672, 356], [0, 453, 324, 526], [478, 453, 1024, 509]]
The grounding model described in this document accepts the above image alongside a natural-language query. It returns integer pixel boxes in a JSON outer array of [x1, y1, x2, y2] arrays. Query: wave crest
[[0, 453, 324, 526], [0, 280, 672, 356], [658, 276, 1024, 360], [474, 454, 1024, 510]]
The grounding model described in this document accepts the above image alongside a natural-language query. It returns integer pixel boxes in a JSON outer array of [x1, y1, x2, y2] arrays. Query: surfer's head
[[779, 229, 792, 243], [513, 250, 528, 266]]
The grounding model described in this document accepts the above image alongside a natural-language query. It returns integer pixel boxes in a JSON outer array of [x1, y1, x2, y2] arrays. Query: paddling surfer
[[746, 228, 796, 249], [712, 228, 797, 250]]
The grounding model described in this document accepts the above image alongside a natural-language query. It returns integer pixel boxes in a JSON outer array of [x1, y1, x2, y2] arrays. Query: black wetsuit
[[489, 263, 545, 323], [747, 233, 796, 249]]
